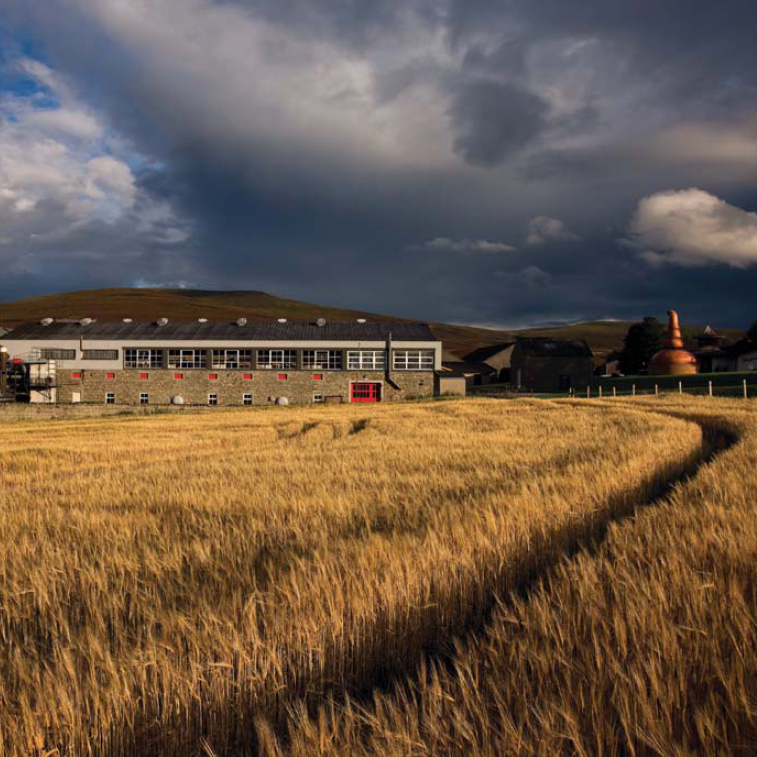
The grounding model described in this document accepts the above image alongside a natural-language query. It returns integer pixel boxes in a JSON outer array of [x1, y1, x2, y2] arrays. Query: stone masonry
[[56, 369, 434, 406]]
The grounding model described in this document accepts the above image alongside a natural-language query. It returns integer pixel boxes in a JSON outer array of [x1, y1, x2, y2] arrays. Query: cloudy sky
[[2, 0, 757, 328]]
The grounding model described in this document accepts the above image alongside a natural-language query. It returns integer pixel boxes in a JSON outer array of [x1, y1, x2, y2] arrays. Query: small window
[[83, 349, 119, 360], [243, 373, 253, 381], [139, 373, 149, 380], [313, 394, 324, 403], [392, 349, 435, 371], [313, 374, 323, 381], [257, 349, 297, 370], [125, 349, 163, 369], [106, 373, 115, 379], [167, 349, 207, 369], [105, 393, 115, 405], [278, 373, 288, 381], [208, 393, 218, 406], [208, 373, 218, 381], [40, 348, 76, 360], [347, 351, 386, 370], [302, 349, 342, 370], [139, 393, 149, 405], [211, 349, 252, 369], [174, 373, 183, 380], [72, 372, 82, 379], [243, 393, 252, 406]]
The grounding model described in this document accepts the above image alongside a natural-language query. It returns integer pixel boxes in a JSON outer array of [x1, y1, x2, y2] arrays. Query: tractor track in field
[[273, 409, 739, 739], [100, 408, 740, 757]]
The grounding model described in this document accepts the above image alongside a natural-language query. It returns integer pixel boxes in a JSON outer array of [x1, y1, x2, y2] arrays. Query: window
[[256, 349, 297, 369], [243, 373, 253, 381], [392, 349, 435, 371], [82, 349, 119, 360], [106, 373, 115, 380], [302, 349, 342, 370], [211, 349, 252, 369], [124, 349, 163, 369], [72, 372, 82, 379], [313, 374, 323, 381], [139, 373, 149, 380], [168, 349, 207, 369], [347, 351, 385, 370], [243, 393, 253, 406], [313, 394, 324, 403], [105, 393, 115, 405], [278, 373, 288, 381], [139, 393, 149, 405], [40, 348, 76, 360], [208, 373, 218, 381], [174, 373, 183, 380], [208, 393, 218, 406]]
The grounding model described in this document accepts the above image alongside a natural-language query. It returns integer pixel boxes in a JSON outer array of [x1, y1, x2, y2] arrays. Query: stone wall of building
[[55, 369, 434, 405]]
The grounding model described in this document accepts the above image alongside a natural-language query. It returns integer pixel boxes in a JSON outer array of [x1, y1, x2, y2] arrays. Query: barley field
[[0, 396, 754, 756]]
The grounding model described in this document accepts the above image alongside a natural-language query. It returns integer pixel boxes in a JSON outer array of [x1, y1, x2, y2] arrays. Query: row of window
[[45, 347, 434, 370], [105, 393, 326, 406]]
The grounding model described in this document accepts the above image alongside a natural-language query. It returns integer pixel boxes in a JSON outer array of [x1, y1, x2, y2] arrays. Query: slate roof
[[3, 319, 438, 343], [515, 337, 593, 358], [464, 342, 515, 363]]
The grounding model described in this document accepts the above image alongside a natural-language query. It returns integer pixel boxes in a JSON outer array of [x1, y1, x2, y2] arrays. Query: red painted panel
[[174, 373, 183, 380], [72, 372, 82, 379], [278, 373, 288, 381], [106, 373, 115, 379], [139, 373, 149, 380], [208, 373, 218, 380], [350, 382, 381, 403], [313, 374, 323, 381], [243, 374, 253, 381]]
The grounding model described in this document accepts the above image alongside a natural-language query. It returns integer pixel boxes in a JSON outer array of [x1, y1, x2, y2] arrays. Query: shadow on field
[[88, 413, 738, 757]]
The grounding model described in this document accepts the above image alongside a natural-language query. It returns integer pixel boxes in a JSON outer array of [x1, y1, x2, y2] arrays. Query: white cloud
[[409, 237, 516, 254], [627, 188, 757, 268], [526, 215, 579, 245], [0, 57, 191, 255]]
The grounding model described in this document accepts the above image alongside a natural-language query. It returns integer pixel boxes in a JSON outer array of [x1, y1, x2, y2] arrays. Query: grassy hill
[[0, 288, 744, 363]]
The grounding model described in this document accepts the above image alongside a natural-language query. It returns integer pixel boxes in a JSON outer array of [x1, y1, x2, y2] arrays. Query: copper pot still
[[648, 310, 698, 376]]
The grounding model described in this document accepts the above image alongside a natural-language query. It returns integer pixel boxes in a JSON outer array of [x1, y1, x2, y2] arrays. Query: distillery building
[[0, 317, 442, 406]]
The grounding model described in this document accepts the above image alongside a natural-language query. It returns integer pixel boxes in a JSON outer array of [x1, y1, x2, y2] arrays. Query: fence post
[[632, 384, 636, 397], [678, 381, 682, 395], [587, 386, 591, 399], [744, 379, 748, 400], [613, 386, 617, 398], [599, 386, 603, 398], [708, 380, 713, 397], [655, 384, 659, 396]]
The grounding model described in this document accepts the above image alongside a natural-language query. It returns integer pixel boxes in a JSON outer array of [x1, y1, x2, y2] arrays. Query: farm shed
[[511, 337, 594, 392]]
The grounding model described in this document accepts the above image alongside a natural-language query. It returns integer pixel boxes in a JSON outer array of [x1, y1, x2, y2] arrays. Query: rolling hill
[[0, 288, 744, 363]]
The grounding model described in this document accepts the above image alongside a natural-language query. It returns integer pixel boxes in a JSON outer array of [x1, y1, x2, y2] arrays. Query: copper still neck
[[665, 309, 684, 349]]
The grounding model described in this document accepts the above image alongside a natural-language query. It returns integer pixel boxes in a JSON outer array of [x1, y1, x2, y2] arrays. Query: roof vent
[[236, 317, 247, 326], [79, 317, 92, 326], [198, 318, 208, 323], [356, 318, 366, 324], [40, 317, 54, 326], [156, 318, 168, 327], [122, 318, 133, 323], [277, 318, 287, 324], [316, 317, 326, 327]]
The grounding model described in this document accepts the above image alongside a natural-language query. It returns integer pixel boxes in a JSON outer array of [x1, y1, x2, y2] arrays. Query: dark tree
[[619, 317, 665, 375], [748, 319, 757, 342]]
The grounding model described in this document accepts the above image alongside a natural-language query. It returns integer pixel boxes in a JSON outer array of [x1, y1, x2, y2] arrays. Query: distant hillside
[[0, 288, 744, 363]]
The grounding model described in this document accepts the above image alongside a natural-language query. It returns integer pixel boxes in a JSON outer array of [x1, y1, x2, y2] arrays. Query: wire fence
[[573, 379, 753, 400]]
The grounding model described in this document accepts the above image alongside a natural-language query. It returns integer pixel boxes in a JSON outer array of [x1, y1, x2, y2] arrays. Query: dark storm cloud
[[447, 79, 548, 167], [1, 0, 757, 329]]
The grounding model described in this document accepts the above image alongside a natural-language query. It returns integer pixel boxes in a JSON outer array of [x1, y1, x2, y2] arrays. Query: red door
[[351, 382, 381, 402]]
